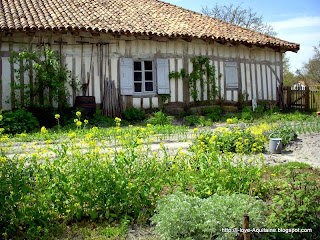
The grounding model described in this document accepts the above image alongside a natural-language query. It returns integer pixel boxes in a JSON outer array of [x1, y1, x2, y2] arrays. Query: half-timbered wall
[[0, 31, 283, 110]]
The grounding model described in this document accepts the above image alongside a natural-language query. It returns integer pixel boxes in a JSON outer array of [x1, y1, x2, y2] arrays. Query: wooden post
[[287, 86, 291, 110], [242, 214, 251, 240], [305, 86, 310, 111]]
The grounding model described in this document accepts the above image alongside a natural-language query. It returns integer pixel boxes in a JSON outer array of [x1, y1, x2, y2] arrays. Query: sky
[[162, 0, 320, 73]]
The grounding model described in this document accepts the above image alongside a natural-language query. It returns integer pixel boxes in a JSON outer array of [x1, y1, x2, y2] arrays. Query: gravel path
[[263, 133, 320, 168]]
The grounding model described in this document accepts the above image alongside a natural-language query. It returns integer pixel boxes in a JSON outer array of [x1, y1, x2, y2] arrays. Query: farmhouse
[[0, 0, 299, 115]]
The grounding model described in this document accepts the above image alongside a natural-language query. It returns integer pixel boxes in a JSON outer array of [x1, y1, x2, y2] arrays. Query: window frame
[[133, 59, 156, 95]]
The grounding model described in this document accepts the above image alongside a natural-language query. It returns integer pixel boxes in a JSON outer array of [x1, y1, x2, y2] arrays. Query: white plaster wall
[[0, 31, 283, 110]]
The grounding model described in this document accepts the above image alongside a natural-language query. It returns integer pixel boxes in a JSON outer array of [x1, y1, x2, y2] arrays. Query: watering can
[[269, 133, 282, 154]]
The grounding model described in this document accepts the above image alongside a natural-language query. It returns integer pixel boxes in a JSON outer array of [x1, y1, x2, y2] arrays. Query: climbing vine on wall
[[9, 46, 78, 109], [169, 56, 221, 102]]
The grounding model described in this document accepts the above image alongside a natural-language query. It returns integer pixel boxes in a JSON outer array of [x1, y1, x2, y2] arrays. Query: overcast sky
[[162, 0, 320, 72]]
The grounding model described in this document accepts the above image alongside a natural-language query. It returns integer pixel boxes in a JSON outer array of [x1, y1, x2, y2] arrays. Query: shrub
[[92, 109, 114, 127], [270, 126, 297, 146], [122, 107, 146, 123], [184, 116, 212, 126], [222, 113, 241, 121], [242, 107, 253, 121], [147, 111, 173, 125], [184, 115, 200, 126], [192, 125, 267, 154], [267, 170, 320, 239], [200, 106, 223, 116], [28, 106, 57, 128], [152, 192, 267, 240], [201, 106, 223, 122], [0, 109, 39, 134]]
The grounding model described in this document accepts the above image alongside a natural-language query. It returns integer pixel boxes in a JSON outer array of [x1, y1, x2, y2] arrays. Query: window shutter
[[156, 59, 170, 94], [120, 58, 134, 95], [225, 62, 239, 89]]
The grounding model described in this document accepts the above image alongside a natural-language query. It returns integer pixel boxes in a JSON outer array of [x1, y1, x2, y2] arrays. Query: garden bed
[[1, 114, 320, 240]]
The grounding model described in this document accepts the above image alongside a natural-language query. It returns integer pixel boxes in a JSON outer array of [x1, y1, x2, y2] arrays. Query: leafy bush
[[200, 106, 223, 116], [201, 106, 223, 122], [0, 109, 39, 134], [147, 111, 173, 125], [268, 170, 320, 239], [254, 105, 265, 118], [91, 109, 114, 127], [152, 192, 267, 240], [242, 107, 253, 121], [184, 115, 200, 126], [122, 107, 146, 123], [9, 47, 75, 109], [222, 113, 241, 121], [270, 126, 297, 146], [192, 125, 267, 154], [28, 106, 58, 128], [184, 115, 212, 126]]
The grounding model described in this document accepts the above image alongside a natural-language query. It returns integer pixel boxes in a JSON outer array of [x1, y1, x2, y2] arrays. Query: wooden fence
[[283, 86, 320, 111]]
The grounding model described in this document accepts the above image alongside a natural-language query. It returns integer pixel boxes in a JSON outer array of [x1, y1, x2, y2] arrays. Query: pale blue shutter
[[225, 62, 239, 89], [120, 58, 134, 95], [156, 59, 170, 94]]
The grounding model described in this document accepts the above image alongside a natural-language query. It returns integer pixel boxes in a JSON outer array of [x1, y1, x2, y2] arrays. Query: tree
[[283, 55, 297, 86], [297, 42, 320, 84], [201, 3, 276, 36]]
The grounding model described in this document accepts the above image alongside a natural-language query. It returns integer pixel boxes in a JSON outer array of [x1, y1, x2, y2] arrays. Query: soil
[[262, 132, 320, 168]]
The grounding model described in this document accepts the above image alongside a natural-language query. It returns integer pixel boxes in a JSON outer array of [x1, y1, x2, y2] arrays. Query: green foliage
[[159, 94, 170, 105], [266, 111, 315, 122], [268, 170, 320, 239], [242, 107, 253, 121], [152, 192, 267, 240], [169, 56, 219, 102], [184, 115, 212, 126], [284, 161, 312, 170], [92, 109, 115, 127], [191, 125, 267, 154], [200, 106, 223, 116], [9, 47, 77, 109], [238, 91, 249, 110], [28, 106, 58, 128], [271, 124, 297, 146], [283, 54, 297, 86], [296, 42, 320, 84], [201, 106, 222, 122], [122, 107, 146, 123], [147, 111, 173, 125], [184, 115, 200, 126], [221, 113, 242, 121], [102, 220, 129, 238], [0, 113, 319, 239], [0, 109, 39, 134]]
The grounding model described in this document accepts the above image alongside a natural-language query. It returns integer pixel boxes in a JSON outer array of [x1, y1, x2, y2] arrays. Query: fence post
[[242, 214, 251, 240], [305, 86, 310, 111], [286, 87, 291, 110], [277, 82, 284, 109]]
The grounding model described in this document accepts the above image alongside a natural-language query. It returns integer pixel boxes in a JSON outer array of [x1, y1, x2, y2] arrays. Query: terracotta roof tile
[[0, 0, 299, 52]]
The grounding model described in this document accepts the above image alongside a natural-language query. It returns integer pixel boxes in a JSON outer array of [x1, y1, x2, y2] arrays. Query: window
[[120, 58, 169, 96], [133, 60, 154, 93]]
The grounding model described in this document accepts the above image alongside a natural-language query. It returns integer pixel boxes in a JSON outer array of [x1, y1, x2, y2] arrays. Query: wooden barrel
[[74, 96, 96, 116]]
